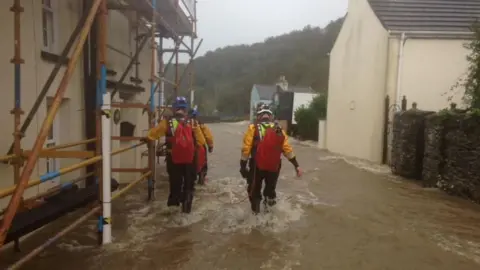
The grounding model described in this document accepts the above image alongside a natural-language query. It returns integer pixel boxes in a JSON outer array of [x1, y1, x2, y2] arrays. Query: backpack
[[168, 119, 195, 164], [255, 123, 285, 172]]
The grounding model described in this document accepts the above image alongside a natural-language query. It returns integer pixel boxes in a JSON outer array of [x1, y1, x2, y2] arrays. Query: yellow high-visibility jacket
[[147, 118, 206, 147], [241, 122, 294, 161], [196, 120, 214, 148]]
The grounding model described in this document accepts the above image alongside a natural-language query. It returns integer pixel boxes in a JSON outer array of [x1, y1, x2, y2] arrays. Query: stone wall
[[392, 111, 480, 203], [441, 114, 480, 202], [422, 114, 445, 187], [390, 109, 434, 180]]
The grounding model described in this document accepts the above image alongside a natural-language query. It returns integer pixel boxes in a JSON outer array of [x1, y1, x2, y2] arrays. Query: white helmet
[[256, 104, 273, 116]]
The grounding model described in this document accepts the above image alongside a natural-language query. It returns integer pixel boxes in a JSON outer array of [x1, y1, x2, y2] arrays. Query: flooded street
[[2, 122, 480, 269]]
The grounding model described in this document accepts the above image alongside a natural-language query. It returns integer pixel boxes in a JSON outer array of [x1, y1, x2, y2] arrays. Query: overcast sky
[[163, 0, 348, 62]]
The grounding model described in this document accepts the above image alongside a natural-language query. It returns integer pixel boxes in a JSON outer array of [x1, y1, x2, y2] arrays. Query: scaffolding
[[0, 0, 200, 267]]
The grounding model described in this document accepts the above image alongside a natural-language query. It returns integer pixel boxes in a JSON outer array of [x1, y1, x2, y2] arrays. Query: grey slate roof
[[253, 84, 314, 100], [368, 0, 480, 32]]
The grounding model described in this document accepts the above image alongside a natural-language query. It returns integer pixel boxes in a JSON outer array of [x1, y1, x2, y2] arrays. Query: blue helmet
[[189, 105, 199, 117], [173, 96, 188, 109]]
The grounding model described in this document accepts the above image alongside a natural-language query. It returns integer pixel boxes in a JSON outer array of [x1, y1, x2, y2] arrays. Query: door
[[42, 102, 61, 192]]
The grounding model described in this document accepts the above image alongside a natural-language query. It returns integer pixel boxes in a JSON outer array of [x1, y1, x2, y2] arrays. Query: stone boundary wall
[[392, 111, 480, 203], [390, 109, 434, 180]]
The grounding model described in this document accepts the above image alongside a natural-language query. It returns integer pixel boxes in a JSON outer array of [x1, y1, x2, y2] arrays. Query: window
[[42, 0, 56, 52], [45, 102, 59, 173]]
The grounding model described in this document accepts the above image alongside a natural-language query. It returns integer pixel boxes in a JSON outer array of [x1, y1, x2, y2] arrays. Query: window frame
[[45, 101, 60, 173], [41, 0, 58, 53]]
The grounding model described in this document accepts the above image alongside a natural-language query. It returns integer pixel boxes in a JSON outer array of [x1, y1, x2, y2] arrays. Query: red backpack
[[255, 123, 285, 172], [168, 119, 195, 164]]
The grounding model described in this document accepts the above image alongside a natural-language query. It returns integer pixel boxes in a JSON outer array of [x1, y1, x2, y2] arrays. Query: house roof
[[253, 84, 314, 100], [368, 0, 480, 32]]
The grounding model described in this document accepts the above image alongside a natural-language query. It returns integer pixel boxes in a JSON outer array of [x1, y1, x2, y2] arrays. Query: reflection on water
[[1, 122, 480, 270]]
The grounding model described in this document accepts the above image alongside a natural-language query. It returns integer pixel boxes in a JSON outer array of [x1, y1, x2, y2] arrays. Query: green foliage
[[188, 18, 344, 115], [308, 94, 328, 119], [462, 22, 480, 108], [294, 94, 328, 140], [449, 22, 480, 109]]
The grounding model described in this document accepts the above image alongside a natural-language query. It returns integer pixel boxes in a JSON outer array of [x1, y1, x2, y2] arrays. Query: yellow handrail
[[112, 171, 151, 200], [0, 143, 144, 199], [8, 171, 151, 269], [0, 172, 95, 216], [0, 138, 97, 163], [45, 138, 96, 151], [0, 154, 16, 162]]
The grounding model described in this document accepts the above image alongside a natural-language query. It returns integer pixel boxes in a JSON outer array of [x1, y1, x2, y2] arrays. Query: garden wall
[[390, 109, 434, 179], [391, 111, 480, 203]]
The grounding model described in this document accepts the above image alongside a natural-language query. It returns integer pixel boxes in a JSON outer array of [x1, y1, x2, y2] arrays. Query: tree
[[463, 22, 480, 109], [294, 94, 328, 141]]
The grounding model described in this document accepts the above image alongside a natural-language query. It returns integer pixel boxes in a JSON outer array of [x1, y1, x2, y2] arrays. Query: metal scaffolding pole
[[174, 39, 179, 98], [148, 0, 157, 201], [177, 39, 203, 90], [189, 38, 195, 105], [189, 0, 197, 106], [111, 36, 148, 98], [10, 0, 24, 190], [6, 5, 90, 156], [94, 0, 103, 245], [158, 36, 164, 108], [146, 38, 184, 105], [97, 0, 111, 244], [0, 0, 103, 247]]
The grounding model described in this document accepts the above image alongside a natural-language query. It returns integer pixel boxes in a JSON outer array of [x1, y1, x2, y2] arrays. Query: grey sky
[[163, 0, 348, 62]]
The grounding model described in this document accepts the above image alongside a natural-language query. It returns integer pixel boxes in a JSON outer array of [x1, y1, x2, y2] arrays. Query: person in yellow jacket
[[189, 106, 214, 185], [240, 104, 302, 213], [143, 97, 207, 213]]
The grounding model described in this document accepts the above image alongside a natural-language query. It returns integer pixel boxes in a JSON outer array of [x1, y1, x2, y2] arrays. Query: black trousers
[[203, 146, 208, 173], [247, 159, 281, 202], [166, 155, 195, 206]]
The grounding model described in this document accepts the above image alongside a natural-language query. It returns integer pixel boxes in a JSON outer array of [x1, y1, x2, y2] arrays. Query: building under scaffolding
[[0, 0, 200, 267]]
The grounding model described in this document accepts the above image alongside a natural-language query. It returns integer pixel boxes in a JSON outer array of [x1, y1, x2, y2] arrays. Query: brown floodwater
[[1, 122, 480, 270]]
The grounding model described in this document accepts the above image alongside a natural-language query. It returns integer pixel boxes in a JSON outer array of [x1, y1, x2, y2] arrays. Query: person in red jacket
[[240, 104, 302, 213], [143, 97, 206, 213], [189, 106, 214, 185]]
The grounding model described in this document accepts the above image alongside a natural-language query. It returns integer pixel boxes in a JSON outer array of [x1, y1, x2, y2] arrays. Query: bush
[[294, 94, 327, 140]]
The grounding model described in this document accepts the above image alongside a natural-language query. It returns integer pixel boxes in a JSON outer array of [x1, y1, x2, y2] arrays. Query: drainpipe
[[395, 32, 406, 111], [391, 30, 473, 110]]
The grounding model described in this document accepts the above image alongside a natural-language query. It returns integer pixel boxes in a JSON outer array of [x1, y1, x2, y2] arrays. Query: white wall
[[292, 93, 316, 124], [106, 10, 152, 184], [318, 120, 327, 149], [0, 0, 85, 207], [400, 39, 469, 111], [0, 2, 154, 208], [326, 0, 389, 163]]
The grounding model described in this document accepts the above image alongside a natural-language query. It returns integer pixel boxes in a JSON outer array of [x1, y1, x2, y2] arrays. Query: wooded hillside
[[165, 17, 344, 116]]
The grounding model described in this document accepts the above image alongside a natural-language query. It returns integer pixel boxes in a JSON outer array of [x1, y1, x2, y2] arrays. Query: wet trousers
[[166, 155, 195, 213], [247, 159, 281, 212]]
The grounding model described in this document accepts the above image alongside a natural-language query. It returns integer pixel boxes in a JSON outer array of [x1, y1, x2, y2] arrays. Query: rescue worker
[[143, 96, 207, 213], [251, 102, 265, 124], [188, 106, 214, 185], [240, 104, 303, 214]]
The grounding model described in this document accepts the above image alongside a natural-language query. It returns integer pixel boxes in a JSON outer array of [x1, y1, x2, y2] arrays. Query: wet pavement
[[1, 122, 480, 269]]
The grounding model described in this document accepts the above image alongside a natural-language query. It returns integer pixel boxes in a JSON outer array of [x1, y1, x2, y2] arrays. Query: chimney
[[276, 76, 288, 91]]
